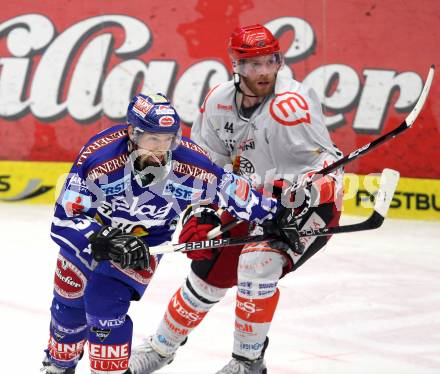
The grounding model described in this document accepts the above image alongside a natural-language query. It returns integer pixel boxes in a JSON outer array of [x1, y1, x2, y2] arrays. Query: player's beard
[[242, 73, 276, 97], [135, 151, 166, 170], [130, 149, 171, 187]]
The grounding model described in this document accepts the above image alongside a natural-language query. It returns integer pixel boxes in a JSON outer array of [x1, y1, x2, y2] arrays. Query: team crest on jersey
[[269, 91, 311, 126]]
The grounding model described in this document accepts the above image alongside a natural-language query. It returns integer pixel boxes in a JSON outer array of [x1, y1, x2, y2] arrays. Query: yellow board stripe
[[342, 173, 440, 221], [0, 161, 71, 204]]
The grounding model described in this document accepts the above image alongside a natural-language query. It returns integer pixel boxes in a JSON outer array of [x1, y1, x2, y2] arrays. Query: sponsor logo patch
[[133, 97, 154, 117], [217, 103, 233, 111], [179, 140, 211, 159], [62, 190, 91, 216], [112, 254, 158, 284], [226, 175, 251, 207], [101, 174, 131, 196], [156, 105, 176, 115], [90, 327, 111, 342], [76, 129, 127, 166], [54, 254, 87, 299], [89, 343, 129, 371], [67, 173, 88, 192], [164, 312, 189, 335], [172, 160, 216, 183], [235, 320, 254, 333], [239, 341, 264, 351], [159, 115, 175, 127], [168, 289, 207, 328], [48, 335, 86, 362], [87, 153, 129, 181], [163, 179, 202, 201]]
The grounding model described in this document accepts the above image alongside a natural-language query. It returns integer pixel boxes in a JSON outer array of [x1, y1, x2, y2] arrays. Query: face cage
[[130, 127, 182, 152], [232, 52, 283, 77]]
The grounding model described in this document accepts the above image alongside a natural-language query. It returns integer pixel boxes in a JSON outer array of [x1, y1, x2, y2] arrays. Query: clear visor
[[233, 53, 283, 77]]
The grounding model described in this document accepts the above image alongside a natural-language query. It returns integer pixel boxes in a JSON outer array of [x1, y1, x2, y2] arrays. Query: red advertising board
[[0, 0, 439, 178]]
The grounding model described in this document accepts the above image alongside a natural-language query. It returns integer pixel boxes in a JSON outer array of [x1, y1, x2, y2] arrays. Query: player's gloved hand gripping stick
[[149, 168, 400, 256], [88, 168, 399, 265], [89, 226, 150, 269]]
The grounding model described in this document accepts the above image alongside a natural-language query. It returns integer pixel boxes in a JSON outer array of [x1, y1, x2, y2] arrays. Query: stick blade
[[374, 168, 400, 218], [405, 65, 435, 127]]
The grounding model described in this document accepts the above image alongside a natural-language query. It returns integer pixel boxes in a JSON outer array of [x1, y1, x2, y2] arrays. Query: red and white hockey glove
[[179, 206, 222, 260]]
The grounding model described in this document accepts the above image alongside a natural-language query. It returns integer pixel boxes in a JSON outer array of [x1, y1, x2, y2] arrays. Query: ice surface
[[1, 204, 439, 373]]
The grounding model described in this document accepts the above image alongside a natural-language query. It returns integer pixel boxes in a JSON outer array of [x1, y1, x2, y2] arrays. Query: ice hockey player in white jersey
[[129, 24, 344, 374]]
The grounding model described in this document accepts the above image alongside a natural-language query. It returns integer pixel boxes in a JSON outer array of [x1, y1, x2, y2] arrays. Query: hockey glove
[[179, 206, 222, 260], [89, 226, 123, 261], [261, 206, 305, 255], [271, 178, 316, 220], [89, 226, 150, 269]]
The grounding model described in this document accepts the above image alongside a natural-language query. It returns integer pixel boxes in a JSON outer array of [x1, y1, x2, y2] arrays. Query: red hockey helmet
[[228, 24, 280, 60]]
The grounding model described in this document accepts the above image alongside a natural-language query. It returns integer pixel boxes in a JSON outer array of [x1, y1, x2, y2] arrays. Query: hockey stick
[[149, 168, 399, 255], [206, 65, 435, 238], [207, 219, 243, 239], [314, 65, 435, 177], [285, 168, 400, 237]]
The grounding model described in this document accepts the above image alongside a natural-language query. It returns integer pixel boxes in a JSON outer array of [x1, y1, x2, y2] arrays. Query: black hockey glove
[[261, 206, 305, 255], [89, 226, 122, 261], [89, 226, 150, 270]]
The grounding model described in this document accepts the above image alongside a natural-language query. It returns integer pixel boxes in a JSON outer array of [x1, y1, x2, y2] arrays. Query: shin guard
[[152, 270, 227, 355]]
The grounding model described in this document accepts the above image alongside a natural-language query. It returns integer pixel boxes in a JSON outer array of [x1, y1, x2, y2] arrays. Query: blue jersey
[[51, 125, 278, 277]]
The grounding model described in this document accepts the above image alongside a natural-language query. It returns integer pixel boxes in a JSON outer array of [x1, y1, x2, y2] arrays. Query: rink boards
[[0, 161, 439, 221]]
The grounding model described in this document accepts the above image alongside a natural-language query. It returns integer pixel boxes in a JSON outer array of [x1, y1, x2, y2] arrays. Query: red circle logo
[[54, 255, 86, 299], [269, 91, 311, 126], [159, 116, 175, 127]]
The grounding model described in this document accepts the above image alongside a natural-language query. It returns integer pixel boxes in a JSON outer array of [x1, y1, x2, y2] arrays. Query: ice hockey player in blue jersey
[[41, 93, 302, 374]]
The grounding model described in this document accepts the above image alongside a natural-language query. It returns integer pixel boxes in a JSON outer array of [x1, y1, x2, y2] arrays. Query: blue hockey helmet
[[127, 93, 181, 149], [126, 93, 181, 187]]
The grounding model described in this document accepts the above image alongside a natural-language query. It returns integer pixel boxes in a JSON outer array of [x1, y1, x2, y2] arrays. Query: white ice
[[1, 204, 439, 374]]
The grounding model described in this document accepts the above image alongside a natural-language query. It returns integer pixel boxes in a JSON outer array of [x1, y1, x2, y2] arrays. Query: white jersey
[[191, 74, 343, 193]]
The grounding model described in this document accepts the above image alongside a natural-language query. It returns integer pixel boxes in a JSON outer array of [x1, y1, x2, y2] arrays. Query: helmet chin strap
[[233, 73, 260, 98]]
